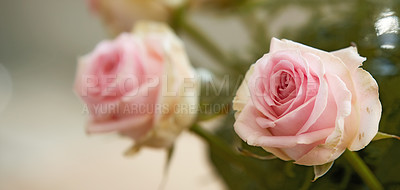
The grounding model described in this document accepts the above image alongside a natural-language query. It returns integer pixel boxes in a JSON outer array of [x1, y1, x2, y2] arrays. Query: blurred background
[[0, 0, 225, 189], [1, 0, 400, 189]]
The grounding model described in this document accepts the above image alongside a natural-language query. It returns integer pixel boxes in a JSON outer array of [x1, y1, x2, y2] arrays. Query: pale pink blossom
[[233, 38, 381, 166], [75, 21, 198, 149]]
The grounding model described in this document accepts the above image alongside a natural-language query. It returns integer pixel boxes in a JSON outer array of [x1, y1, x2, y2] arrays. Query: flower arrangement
[[75, 0, 400, 189]]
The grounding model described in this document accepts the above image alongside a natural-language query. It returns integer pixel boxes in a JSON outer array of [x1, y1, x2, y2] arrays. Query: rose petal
[[295, 52, 329, 135], [331, 47, 381, 150], [281, 141, 324, 161], [331, 46, 366, 73], [270, 38, 357, 97], [257, 128, 334, 148], [249, 57, 279, 120], [294, 74, 352, 165], [278, 68, 307, 115], [233, 65, 254, 112], [236, 102, 334, 149], [132, 22, 199, 148], [348, 68, 381, 150], [294, 144, 345, 166], [158, 38, 198, 129], [305, 80, 338, 133], [272, 96, 315, 136], [281, 75, 344, 160], [256, 117, 276, 128], [87, 113, 152, 136], [234, 102, 291, 160]]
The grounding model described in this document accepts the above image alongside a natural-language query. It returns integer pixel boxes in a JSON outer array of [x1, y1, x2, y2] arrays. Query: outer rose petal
[[234, 102, 291, 160], [233, 65, 254, 112], [331, 47, 365, 72], [88, 114, 153, 138], [332, 48, 381, 150], [295, 74, 352, 165], [131, 21, 198, 148], [347, 69, 381, 150], [236, 102, 334, 148], [74, 56, 93, 99]]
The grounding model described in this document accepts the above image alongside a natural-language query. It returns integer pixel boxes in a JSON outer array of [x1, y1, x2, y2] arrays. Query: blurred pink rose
[[75, 21, 198, 150], [233, 38, 381, 166]]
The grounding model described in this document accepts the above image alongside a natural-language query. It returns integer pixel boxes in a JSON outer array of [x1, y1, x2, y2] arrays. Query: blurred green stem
[[344, 150, 383, 190], [299, 168, 313, 190], [190, 124, 240, 162], [190, 124, 270, 187], [180, 19, 227, 65], [171, 5, 241, 76]]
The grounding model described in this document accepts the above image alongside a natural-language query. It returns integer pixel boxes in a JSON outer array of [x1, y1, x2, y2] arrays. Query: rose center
[[279, 72, 290, 89], [276, 72, 294, 99], [101, 50, 121, 75]]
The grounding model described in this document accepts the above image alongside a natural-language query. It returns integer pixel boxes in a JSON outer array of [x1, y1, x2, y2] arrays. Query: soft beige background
[[0, 0, 226, 189]]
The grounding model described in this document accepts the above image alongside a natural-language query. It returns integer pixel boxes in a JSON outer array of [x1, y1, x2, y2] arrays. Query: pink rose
[[233, 38, 381, 166], [75, 21, 198, 150]]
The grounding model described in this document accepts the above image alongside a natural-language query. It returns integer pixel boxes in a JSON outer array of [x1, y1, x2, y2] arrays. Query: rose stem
[[189, 124, 269, 187], [180, 19, 227, 65], [299, 167, 313, 190], [343, 150, 383, 190], [171, 6, 240, 75], [190, 124, 239, 161]]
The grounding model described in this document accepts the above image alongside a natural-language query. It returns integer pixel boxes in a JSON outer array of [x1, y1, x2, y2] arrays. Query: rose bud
[[74, 21, 198, 151], [233, 38, 381, 166], [87, 0, 186, 35]]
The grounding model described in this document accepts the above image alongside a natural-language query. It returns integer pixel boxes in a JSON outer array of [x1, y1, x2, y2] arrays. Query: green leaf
[[158, 146, 175, 190], [237, 146, 277, 160], [124, 144, 141, 156], [313, 162, 334, 182], [165, 146, 175, 171], [373, 132, 400, 141]]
